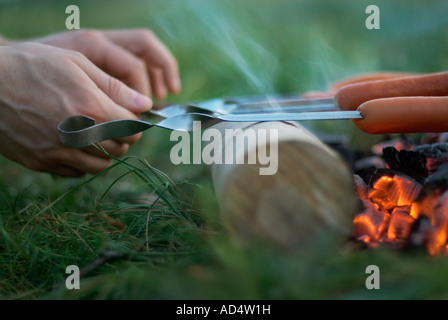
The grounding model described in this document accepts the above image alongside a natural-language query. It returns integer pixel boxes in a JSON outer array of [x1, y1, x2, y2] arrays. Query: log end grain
[[211, 122, 358, 251]]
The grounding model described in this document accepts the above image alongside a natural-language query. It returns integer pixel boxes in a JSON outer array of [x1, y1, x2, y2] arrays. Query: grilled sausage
[[302, 72, 414, 99], [336, 71, 448, 110], [352, 96, 448, 134], [329, 72, 415, 91]]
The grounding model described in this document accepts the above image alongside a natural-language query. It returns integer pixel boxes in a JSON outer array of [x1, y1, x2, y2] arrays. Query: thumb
[[74, 54, 152, 113]]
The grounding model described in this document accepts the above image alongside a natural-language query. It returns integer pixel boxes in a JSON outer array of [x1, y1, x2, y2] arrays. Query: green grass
[[1, 0, 448, 300]]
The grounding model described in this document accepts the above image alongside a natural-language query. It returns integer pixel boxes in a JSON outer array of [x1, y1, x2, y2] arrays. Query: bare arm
[[0, 28, 180, 176], [0, 42, 152, 177]]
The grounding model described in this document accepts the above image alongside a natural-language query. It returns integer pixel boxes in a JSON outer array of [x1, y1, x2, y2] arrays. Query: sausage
[[302, 72, 415, 99], [329, 72, 416, 91], [336, 71, 448, 110], [352, 96, 448, 134]]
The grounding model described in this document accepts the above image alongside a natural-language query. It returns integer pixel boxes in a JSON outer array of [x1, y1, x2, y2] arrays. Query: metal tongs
[[148, 94, 345, 117], [58, 94, 362, 148]]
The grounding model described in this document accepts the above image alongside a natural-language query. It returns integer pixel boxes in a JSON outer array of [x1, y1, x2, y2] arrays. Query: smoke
[[149, 0, 280, 99], [145, 1, 375, 134], [187, 1, 279, 95]]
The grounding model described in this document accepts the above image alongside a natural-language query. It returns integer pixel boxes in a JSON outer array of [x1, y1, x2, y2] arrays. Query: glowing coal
[[351, 139, 448, 255]]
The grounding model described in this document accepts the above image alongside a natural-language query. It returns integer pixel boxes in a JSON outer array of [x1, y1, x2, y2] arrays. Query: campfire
[[351, 133, 448, 255]]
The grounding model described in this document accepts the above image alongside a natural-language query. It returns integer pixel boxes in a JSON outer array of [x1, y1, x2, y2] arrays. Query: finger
[[72, 54, 152, 114], [50, 165, 85, 178], [113, 132, 142, 145], [103, 30, 181, 95], [70, 56, 146, 145], [83, 140, 130, 158], [87, 36, 152, 97], [148, 67, 168, 100], [60, 150, 113, 175]]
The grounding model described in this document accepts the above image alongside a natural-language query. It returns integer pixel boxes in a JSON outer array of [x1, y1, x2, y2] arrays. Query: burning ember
[[351, 134, 448, 255]]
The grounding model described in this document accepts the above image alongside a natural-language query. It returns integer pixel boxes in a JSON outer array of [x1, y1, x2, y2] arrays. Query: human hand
[[32, 29, 181, 101], [0, 42, 152, 177]]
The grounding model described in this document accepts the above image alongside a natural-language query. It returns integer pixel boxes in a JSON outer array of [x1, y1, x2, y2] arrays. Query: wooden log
[[209, 121, 359, 250]]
